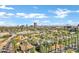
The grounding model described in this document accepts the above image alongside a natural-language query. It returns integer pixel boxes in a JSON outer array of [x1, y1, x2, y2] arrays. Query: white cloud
[[7, 13, 14, 16], [49, 8, 79, 19], [0, 12, 6, 16], [0, 5, 14, 10], [0, 12, 48, 19], [33, 20, 51, 25], [0, 12, 5, 14], [16, 13, 26, 17], [0, 12, 8, 18], [16, 13, 48, 18], [75, 10, 79, 12], [54, 8, 71, 18], [0, 20, 17, 26], [27, 13, 48, 18], [0, 12, 14, 18]]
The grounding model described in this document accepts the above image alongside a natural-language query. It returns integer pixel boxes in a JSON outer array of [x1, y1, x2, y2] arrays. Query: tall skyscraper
[[34, 22, 37, 28]]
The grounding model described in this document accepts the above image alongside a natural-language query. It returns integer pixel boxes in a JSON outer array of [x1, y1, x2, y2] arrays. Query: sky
[[0, 5, 79, 26]]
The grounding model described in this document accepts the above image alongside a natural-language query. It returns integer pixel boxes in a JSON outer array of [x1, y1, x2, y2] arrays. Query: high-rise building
[[34, 22, 37, 28], [78, 24, 79, 27]]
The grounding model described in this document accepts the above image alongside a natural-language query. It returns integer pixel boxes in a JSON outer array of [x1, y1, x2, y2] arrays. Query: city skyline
[[0, 5, 79, 26]]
